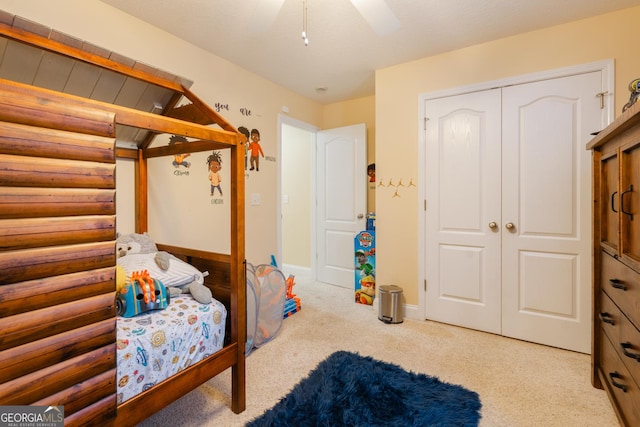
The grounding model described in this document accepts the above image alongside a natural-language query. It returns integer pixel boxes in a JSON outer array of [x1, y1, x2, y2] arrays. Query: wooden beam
[[143, 139, 232, 159], [0, 78, 238, 146]]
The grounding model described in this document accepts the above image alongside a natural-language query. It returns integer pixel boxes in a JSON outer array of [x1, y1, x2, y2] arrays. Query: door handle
[[357, 213, 364, 219], [489, 221, 498, 230], [505, 222, 515, 230]]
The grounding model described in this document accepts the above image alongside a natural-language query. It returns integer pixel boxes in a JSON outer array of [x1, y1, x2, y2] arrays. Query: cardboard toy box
[[354, 230, 375, 305]]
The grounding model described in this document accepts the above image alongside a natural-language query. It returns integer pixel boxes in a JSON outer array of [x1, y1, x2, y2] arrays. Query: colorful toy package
[[354, 230, 376, 305]]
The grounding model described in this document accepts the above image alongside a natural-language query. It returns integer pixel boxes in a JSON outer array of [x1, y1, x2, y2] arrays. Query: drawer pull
[[609, 372, 628, 392], [599, 312, 615, 325], [611, 191, 618, 213], [609, 278, 627, 291], [621, 342, 640, 362]]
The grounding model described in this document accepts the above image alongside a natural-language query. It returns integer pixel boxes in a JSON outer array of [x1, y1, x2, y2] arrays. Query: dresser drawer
[[601, 251, 640, 330], [600, 332, 640, 425], [601, 291, 640, 385]]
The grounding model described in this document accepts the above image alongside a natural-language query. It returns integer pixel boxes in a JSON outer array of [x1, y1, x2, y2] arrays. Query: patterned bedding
[[116, 295, 227, 404]]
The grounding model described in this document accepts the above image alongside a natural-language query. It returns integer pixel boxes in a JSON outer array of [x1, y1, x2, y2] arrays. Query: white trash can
[[378, 285, 403, 324]]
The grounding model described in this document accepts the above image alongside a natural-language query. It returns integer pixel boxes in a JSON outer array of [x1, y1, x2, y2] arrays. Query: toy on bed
[[116, 269, 170, 317], [115, 233, 213, 307]]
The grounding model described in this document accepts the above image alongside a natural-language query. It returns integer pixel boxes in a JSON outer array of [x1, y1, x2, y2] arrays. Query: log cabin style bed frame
[[0, 12, 246, 426]]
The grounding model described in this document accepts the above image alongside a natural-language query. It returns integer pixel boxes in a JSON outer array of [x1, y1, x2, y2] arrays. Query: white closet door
[[501, 72, 601, 353], [425, 89, 502, 333], [424, 71, 603, 353]]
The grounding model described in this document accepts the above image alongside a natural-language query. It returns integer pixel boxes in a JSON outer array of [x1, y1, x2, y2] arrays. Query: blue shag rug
[[247, 351, 482, 427]]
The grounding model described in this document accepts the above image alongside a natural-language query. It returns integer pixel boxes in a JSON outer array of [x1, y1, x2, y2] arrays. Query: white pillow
[[117, 253, 204, 288]]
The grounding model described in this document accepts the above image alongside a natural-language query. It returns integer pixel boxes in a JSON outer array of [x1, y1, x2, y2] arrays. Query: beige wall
[[375, 6, 640, 307], [281, 124, 313, 268], [0, 0, 324, 263]]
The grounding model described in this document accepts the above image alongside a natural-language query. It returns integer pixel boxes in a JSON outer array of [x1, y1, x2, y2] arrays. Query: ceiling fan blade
[[250, 0, 285, 33], [350, 0, 400, 37]]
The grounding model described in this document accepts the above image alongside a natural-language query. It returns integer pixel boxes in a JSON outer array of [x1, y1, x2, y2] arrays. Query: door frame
[[417, 59, 614, 320], [277, 114, 318, 277]]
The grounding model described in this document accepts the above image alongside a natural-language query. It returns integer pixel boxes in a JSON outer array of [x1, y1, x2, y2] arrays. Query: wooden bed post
[[230, 133, 247, 413], [135, 149, 148, 233]]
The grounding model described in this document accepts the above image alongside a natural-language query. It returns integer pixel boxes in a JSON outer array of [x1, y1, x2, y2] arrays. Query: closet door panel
[[424, 88, 502, 334], [501, 72, 602, 353]]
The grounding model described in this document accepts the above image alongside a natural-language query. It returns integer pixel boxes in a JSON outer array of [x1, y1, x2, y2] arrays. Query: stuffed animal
[[115, 264, 127, 293], [116, 232, 212, 304]]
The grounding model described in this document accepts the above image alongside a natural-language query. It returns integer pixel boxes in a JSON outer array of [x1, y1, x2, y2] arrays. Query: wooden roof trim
[[0, 11, 192, 93], [0, 77, 238, 147], [182, 86, 238, 133]]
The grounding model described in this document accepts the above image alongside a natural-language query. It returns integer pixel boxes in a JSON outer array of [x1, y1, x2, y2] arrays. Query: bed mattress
[[116, 295, 227, 404]]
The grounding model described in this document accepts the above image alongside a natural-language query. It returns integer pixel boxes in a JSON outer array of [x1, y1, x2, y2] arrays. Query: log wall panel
[[0, 293, 115, 350], [0, 215, 115, 250], [0, 96, 118, 420], [63, 394, 117, 427], [0, 241, 115, 283], [32, 369, 116, 418], [0, 345, 115, 404], [0, 268, 114, 317], [0, 121, 115, 163], [0, 319, 115, 383], [0, 153, 116, 188], [0, 90, 116, 137], [0, 187, 115, 219]]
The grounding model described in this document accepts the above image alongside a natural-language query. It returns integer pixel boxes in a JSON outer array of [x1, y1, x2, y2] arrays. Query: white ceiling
[[100, 0, 640, 104]]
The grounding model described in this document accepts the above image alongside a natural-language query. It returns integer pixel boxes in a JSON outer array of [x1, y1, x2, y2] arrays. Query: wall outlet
[[251, 193, 261, 205]]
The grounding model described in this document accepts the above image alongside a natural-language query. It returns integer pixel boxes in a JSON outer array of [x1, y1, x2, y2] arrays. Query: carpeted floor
[[137, 275, 619, 427]]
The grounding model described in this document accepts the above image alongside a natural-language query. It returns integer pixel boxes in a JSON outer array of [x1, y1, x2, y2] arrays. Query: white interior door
[[424, 89, 503, 333], [317, 124, 367, 288], [500, 72, 601, 353], [425, 71, 604, 353]]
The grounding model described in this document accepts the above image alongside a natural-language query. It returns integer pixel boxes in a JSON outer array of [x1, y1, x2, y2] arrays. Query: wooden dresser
[[588, 100, 640, 426]]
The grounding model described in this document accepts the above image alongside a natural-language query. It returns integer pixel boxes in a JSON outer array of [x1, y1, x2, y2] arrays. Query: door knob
[[505, 222, 515, 230], [357, 213, 364, 219], [489, 221, 498, 229]]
